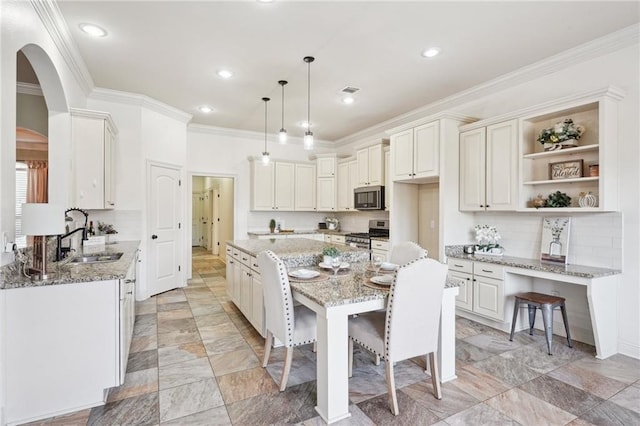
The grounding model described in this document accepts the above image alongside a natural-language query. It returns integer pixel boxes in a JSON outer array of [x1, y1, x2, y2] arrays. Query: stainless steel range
[[345, 219, 389, 250]]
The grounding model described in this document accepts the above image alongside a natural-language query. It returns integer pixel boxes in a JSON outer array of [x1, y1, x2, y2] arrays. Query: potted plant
[[473, 225, 503, 255], [322, 246, 339, 265], [269, 219, 276, 233], [546, 191, 572, 208], [537, 118, 585, 151]]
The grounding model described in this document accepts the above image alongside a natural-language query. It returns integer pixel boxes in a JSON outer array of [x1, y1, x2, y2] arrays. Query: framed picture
[[549, 159, 583, 180], [540, 217, 571, 264]]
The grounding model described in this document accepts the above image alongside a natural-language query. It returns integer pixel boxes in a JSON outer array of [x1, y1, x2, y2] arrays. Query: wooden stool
[[509, 292, 573, 355]]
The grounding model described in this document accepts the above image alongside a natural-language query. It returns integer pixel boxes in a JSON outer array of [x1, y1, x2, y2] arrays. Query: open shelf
[[523, 176, 599, 186], [523, 144, 599, 159]]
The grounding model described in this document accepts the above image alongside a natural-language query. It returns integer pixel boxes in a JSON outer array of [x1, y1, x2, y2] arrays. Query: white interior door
[[211, 189, 219, 254], [148, 164, 182, 296], [192, 194, 201, 246]]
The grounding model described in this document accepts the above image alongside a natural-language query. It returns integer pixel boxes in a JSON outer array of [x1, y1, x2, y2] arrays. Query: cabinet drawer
[[226, 246, 233, 256], [331, 235, 346, 245], [250, 255, 260, 272], [448, 259, 473, 274], [238, 251, 251, 267], [370, 240, 389, 251], [474, 262, 503, 280], [232, 248, 241, 258]]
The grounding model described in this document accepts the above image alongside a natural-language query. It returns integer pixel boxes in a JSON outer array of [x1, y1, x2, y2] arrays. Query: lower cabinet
[[448, 259, 504, 321], [226, 246, 265, 337], [119, 257, 137, 384], [371, 239, 389, 261]]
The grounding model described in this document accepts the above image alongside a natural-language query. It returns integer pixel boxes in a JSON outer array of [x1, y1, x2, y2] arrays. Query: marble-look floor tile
[[23, 408, 91, 426], [159, 377, 224, 422], [570, 354, 640, 384], [547, 362, 628, 399], [451, 364, 510, 401], [456, 339, 495, 363], [518, 375, 604, 416], [485, 388, 576, 425], [159, 357, 214, 390], [402, 381, 479, 419], [499, 340, 588, 374], [158, 341, 207, 367], [443, 402, 519, 425], [127, 349, 158, 373], [90, 392, 159, 426], [197, 322, 238, 341], [157, 328, 201, 348], [348, 365, 389, 404], [107, 367, 158, 403], [282, 381, 318, 422], [357, 389, 441, 425], [156, 290, 187, 305], [130, 334, 158, 354], [216, 366, 279, 404], [209, 347, 260, 377], [157, 317, 197, 335], [463, 333, 522, 354], [301, 404, 375, 426], [579, 400, 640, 425], [157, 308, 193, 321], [133, 313, 157, 337], [472, 355, 540, 387], [157, 301, 190, 312], [609, 384, 640, 414], [202, 333, 250, 355], [374, 359, 430, 389], [225, 389, 300, 425], [136, 299, 157, 315], [194, 312, 230, 328], [160, 406, 231, 425], [266, 351, 317, 388], [455, 317, 488, 339]]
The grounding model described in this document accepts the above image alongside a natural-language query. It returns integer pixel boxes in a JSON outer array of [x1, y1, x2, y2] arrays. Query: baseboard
[[617, 340, 640, 359]]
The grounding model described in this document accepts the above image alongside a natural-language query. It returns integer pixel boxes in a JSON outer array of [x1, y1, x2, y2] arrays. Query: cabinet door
[[486, 120, 518, 211], [294, 163, 316, 211], [356, 148, 370, 186], [413, 122, 439, 179], [391, 129, 414, 181], [384, 149, 390, 210], [232, 260, 242, 304], [73, 115, 106, 209], [371, 249, 388, 262], [240, 264, 252, 318], [459, 128, 486, 211], [251, 274, 265, 337], [448, 271, 473, 311], [473, 276, 504, 321], [252, 162, 274, 211], [348, 161, 358, 210], [368, 144, 384, 186], [337, 162, 350, 211], [317, 177, 336, 211], [317, 157, 336, 177], [226, 257, 235, 298], [104, 124, 116, 208], [274, 162, 295, 210]]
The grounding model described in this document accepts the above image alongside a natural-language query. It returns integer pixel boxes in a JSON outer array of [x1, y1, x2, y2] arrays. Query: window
[[15, 162, 27, 248]]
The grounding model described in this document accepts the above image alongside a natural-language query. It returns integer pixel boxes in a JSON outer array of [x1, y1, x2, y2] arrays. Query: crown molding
[[29, 0, 94, 96], [337, 23, 639, 144], [69, 107, 118, 135], [188, 123, 334, 148], [17, 82, 43, 97], [90, 88, 193, 123]]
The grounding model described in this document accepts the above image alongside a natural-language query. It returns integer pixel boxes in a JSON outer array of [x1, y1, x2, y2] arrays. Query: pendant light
[[278, 80, 288, 144], [261, 97, 270, 165], [303, 56, 315, 150]]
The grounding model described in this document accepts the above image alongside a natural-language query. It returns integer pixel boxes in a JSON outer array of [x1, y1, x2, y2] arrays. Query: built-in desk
[[446, 246, 621, 359]]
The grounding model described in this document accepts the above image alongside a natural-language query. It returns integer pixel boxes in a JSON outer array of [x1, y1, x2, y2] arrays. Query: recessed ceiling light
[[199, 106, 213, 113], [79, 23, 107, 37], [217, 69, 233, 79], [421, 47, 441, 58], [342, 96, 355, 105], [257, 0, 274, 3]]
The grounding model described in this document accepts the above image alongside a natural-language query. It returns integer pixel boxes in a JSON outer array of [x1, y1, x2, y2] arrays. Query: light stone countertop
[[445, 245, 621, 279], [0, 240, 140, 290]]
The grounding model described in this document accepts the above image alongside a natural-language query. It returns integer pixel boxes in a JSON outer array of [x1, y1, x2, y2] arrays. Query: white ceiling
[[54, 1, 639, 142]]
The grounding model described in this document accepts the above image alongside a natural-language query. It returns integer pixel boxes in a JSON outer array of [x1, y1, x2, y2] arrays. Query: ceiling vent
[[340, 86, 360, 94]]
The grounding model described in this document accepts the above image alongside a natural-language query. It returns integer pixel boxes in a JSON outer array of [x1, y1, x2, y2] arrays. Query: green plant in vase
[[322, 246, 340, 265], [269, 219, 276, 233], [546, 191, 572, 208]]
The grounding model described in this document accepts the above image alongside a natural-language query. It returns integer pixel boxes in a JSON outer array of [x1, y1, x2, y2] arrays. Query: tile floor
[[28, 247, 640, 425]]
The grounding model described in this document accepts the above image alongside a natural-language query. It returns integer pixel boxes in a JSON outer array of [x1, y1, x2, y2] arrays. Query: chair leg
[[279, 347, 294, 391], [560, 304, 573, 348], [348, 339, 354, 378], [509, 298, 520, 341], [527, 304, 537, 335], [385, 360, 399, 415], [262, 331, 273, 368], [312, 341, 317, 353], [540, 304, 554, 355], [428, 352, 442, 400], [375, 354, 381, 366]]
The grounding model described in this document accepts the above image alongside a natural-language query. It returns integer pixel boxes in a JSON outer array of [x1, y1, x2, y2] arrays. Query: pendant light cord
[[262, 97, 269, 152], [304, 56, 314, 133]]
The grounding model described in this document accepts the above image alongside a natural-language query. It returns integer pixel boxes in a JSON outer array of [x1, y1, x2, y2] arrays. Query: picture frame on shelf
[[549, 159, 583, 180], [540, 217, 571, 264]]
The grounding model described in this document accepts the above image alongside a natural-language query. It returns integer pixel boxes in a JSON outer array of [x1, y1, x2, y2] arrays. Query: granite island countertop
[[445, 245, 620, 279], [1, 240, 140, 290]]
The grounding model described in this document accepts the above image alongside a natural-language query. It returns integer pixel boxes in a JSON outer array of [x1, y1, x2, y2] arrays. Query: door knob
[[151, 234, 158, 239]]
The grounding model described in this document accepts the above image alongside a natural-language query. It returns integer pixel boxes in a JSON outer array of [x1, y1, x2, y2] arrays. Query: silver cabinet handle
[[481, 269, 494, 273], [125, 279, 135, 283], [453, 264, 464, 268]]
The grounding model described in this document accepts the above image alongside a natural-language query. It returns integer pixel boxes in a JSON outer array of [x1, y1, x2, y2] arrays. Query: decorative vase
[[543, 143, 562, 152], [579, 192, 597, 208], [560, 138, 578, 148]]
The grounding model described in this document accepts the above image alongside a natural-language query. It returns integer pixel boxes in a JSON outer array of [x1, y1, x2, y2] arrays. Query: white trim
[[385, 112, 477, 135], [69, 107, 118, 135], [188, 123, 335, 148], [30, 0, 94, 96], [90, 88, 192, 124], [16, 82, 43, 97], [618, 340, 640, 360]]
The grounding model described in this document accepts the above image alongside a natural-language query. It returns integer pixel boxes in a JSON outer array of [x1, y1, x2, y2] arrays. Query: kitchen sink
[[70, 252, 124, 264]]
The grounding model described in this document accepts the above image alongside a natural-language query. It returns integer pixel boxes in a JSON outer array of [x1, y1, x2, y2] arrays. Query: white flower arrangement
[[474, 225, 502, 253]]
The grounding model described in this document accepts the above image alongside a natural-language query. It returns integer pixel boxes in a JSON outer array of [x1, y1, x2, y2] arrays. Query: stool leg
[[527, 304, 537, 335], [541, 304, 554, 355], [509, 299, 520, 341], [560, 304, 573, 348]]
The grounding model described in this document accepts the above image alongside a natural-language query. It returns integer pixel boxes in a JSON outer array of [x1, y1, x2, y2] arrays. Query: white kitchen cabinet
[[356, 144, 384, 187], [370, 239, 389, 261], [71, 108, 118, 209], [391, 121, 439, 182], [227, 246, 265, 337], [250, 160, 295, 211], [317, 177, 336, 212], [384, 147, 390, 210], [448, 259, 504, 321], [119, 255, 138, 384], [274, 162, 295, 210], [337, 159, 357, 211], [317, 156, 337, 177], [459, 119, 518, 211], [294, 163, 317, 211], [240, 263, 253, 318]]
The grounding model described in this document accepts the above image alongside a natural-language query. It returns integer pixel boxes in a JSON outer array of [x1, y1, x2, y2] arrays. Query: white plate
[[370, 275, 394, 286], [318, 262, 350, 270], [380, 262, 398, 271], [288, 269, 320, 279]]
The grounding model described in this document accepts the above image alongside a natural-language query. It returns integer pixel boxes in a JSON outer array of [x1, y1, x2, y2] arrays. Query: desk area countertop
[[0, 240, 140, 290], [445, 245, 620, 279]]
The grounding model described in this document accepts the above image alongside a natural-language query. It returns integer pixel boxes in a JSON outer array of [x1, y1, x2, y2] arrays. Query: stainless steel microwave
[[354, 185, 385, 210]]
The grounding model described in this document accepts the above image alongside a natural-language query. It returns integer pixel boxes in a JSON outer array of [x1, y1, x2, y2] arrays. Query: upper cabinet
[[317, 156, 336, 178], [459, 120, 519, 211], [384, 147, 390, 211], [390, 121, 439, 182], [250, 160, 295, 211], [356, 144, 385, 187], [71, 108, 118, 209], [294, 163, 317, 211], [316, 155, 337, 212], [337, 159, 357, 211]]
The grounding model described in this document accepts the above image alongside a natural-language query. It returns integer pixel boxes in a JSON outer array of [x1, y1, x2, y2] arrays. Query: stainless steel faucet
[[56, 208, 89, 261]]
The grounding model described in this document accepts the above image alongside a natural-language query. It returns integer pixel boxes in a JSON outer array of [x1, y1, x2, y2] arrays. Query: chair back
[[385, 257, 447, 361], [257, 250, 295, 347], [389, 241, 428, 266]]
